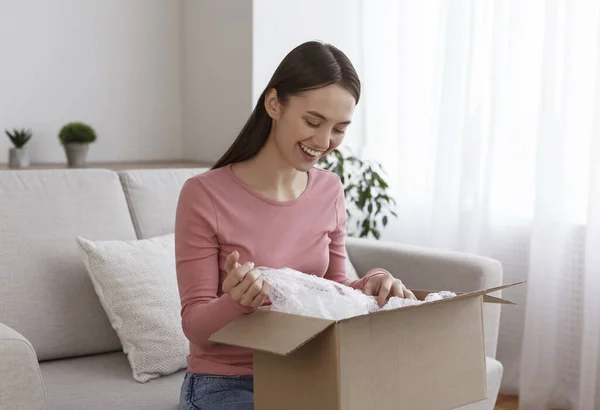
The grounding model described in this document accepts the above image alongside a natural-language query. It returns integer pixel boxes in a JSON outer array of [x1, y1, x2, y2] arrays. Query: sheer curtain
[[359, 0, 600, 408]]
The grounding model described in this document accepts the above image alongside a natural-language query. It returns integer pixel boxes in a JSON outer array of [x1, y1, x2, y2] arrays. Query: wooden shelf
[[0, 160, 213, 171]]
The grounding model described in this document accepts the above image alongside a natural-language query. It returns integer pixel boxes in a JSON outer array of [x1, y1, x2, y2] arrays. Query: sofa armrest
[[346, 237, 503, 358], [0, 323, 48, 410]]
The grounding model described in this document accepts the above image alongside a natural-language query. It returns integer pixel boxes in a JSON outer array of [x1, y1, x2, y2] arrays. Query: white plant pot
[[8, 147, 29, 168], [64, 143, 89, 168]]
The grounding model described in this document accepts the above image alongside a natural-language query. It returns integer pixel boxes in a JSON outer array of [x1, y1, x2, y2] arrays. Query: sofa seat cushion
[[40, 353, 502, 410], [40, 352, 184, 410], [457, 357, 503, 410]]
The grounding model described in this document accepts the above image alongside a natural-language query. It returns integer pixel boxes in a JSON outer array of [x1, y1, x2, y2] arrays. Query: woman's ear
[[264, 88, 281, 120]]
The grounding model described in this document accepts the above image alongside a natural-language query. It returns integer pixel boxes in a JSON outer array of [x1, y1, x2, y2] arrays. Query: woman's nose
[[313, 130, 331, 150]]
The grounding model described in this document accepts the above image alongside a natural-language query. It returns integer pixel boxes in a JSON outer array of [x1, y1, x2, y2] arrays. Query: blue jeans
[[179, 372, 254, 410]]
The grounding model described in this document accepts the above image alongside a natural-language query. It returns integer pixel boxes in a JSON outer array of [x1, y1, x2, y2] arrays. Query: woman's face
[[265, 84, 356, 172]]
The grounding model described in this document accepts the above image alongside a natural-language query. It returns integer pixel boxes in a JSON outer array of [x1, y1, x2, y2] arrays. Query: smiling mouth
[[299, 143, 325, 159]]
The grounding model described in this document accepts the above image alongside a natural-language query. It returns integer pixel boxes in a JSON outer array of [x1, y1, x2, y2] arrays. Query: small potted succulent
[[5, 128, 33, 168], [58, 122, 97, 168]]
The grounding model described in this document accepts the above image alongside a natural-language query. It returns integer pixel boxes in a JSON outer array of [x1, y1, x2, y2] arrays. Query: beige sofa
[[0, 168, 505, 410]]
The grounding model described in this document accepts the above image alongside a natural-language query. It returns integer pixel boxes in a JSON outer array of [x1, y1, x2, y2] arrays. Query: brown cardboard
[[209, 281, 523, 410], [209, 309, 335, 355], [253, 326, 341, 410]]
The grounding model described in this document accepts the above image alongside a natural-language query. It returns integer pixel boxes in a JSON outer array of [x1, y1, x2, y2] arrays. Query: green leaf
[[375, 173, 389, 189], [372, 228, 381, 240], [332, 146, 397, 241], [357, 190, 369, 210], [360, 227, 370, 237], [59, 122, 96, 144]]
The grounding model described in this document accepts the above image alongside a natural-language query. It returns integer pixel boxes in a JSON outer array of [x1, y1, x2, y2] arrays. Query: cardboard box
[[210, 282, 521, 410]]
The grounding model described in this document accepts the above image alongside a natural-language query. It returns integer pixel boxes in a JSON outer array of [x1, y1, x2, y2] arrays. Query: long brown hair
[[212, 41, 361, 170]]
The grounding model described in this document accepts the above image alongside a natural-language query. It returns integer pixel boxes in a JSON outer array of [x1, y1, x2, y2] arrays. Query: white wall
[[0, 0, 182, 164], [181, 0, 364, 164], [181, 0, 253, 163], [0, 1, 364, 165], [252, 0, 365, 151]]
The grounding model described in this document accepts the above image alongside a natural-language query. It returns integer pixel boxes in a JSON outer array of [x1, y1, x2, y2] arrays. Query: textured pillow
[[76, 234, 188, 383]]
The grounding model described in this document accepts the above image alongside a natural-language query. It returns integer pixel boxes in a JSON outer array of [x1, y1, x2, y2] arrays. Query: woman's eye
[[333, 128, 345, 134], [305, 120, 319, 128]]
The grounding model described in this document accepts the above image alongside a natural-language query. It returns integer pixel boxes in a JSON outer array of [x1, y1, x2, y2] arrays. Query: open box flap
[[339, 281, 525, 322], [412, 281, 523, 304], [483, 294, 516, 305], [451, 281, 524, 303], [209, 309, 336, 356]]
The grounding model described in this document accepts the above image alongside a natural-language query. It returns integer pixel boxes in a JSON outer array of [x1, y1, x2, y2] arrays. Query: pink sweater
[[174, 164, 388, 375]]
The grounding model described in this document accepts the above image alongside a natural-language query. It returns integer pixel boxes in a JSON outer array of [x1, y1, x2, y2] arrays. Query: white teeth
[[300, 143, 322, 158]]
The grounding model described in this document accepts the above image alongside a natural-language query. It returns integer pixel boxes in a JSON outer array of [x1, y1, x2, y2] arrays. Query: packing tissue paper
[[258, 266, 456, 321]]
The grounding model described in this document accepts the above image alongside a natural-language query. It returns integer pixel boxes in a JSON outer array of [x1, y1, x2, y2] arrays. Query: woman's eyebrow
[[306, 110, 352, 125]]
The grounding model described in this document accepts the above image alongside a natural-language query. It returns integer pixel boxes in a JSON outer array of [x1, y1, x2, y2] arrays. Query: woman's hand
[[222, 250, 269, 309], [364, 273, 417, 307]]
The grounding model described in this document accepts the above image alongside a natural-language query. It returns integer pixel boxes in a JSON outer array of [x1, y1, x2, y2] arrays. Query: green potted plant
[[58, 122, 97, 168], [5, 128, 33, 168], [318, 147, 397, 239]]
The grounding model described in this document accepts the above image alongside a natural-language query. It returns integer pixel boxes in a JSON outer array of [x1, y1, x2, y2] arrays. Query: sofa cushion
[[77, 234, 188, 383], [40, 352, 183, 410], [40, 352, 501, 410], [457, 357, 503, 410], [0, 169, 136, 361], [118, 168, 208, 239]]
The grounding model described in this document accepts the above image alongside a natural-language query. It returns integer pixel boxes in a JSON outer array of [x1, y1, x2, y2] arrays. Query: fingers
[[228, 267, 261, 302], [374, 277, 415, 307], [248, 281, 270, 309], [225, 250, 240, 273], [222, 261, 254, 293], [391, 281, 406, 299], [390, 280, 417, 300], [238, 277, 264, 306], [223, 251, 269, 309], [377, 276, 394, 307]]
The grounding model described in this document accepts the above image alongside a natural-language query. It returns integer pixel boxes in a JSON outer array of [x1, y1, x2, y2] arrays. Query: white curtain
[[359, 1, 600, 408]]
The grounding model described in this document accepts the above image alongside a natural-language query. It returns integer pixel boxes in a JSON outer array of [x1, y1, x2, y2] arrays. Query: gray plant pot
[[64, 143, 89, 168], [8, 147, 30, 168]]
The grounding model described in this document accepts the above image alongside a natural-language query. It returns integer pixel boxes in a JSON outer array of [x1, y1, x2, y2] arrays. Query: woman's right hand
[[222, 250, 269, 309]]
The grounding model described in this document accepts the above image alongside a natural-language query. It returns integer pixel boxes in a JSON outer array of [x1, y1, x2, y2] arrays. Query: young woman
[[175, 41, 414, 410]]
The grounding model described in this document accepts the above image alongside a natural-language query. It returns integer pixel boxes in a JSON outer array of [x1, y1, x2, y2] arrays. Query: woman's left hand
[[364, 273, 417, 307]]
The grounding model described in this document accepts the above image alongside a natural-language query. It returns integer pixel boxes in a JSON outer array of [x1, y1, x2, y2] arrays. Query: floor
[[495, 395, 519, 410]]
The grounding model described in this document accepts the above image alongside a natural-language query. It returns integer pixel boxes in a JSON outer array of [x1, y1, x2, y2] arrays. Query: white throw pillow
[[76, 234, 188, 383]]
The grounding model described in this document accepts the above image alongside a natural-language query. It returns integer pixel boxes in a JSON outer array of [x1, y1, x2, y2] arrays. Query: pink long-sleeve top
[[174, 164, 388, 375]]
